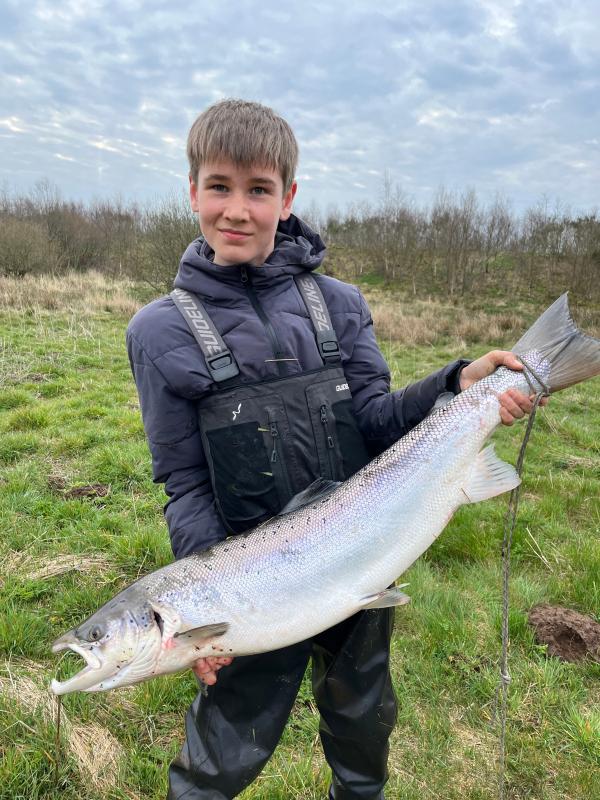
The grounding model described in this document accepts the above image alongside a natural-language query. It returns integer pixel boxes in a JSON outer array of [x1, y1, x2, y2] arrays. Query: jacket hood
[[173, 214, 326, 296]]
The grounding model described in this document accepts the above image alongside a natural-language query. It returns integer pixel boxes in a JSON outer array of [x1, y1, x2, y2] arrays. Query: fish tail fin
[[512, 293, 600, 393]]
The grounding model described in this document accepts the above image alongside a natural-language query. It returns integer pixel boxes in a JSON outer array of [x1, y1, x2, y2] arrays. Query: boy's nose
[[223, 194, 250, 222]]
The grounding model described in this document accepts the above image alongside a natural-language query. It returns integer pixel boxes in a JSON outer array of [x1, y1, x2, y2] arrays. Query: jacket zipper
[[240, 266, 286, 377], [320, 403, 337, 478]]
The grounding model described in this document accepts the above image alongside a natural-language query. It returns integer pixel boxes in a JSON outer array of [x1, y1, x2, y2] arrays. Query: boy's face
[[190, 160, 297, 267]]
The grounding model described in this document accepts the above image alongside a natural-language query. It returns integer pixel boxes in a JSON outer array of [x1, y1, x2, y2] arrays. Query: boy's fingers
[[508, 389, 534, 413], [499, 407, 514, 426], [192, 656, 233, 683], [498, 352, 523, 371], [193, 663, 217, 683], [499, 393, 525, 420], [207, 656, 232, 668]]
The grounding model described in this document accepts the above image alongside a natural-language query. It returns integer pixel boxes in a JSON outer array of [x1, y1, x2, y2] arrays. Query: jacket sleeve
[[344, 292, 469, 454], [126, 330, 226, 559]]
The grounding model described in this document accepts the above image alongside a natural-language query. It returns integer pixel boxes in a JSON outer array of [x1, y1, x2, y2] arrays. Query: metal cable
[[496, 383, 547, 800], [54, 693, 62, 785]]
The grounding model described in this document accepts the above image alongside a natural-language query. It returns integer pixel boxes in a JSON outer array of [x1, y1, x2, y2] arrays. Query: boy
[[126, 99, 539, 800]]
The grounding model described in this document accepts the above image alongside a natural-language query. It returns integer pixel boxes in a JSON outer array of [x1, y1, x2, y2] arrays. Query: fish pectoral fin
[[460, 444, 521, 504], [173, 622, 229, 642], [277, 477, 341, 515], [360, 585, 411, 609]]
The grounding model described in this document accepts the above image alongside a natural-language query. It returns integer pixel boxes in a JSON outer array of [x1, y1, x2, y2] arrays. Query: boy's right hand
[[193, 656, 233, 685]]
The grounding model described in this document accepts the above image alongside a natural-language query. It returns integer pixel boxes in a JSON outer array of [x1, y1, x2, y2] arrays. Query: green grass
[[0, 279, 598, 799]]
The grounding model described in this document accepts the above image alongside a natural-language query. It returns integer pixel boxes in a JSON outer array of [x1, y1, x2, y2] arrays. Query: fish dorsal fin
[[460, 444, 520, 504], [361, 585, 411, 609], [278, 478, 341, 515]]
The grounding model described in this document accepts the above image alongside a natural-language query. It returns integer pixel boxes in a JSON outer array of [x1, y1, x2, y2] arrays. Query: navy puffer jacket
[[127, 215, 466, 558]]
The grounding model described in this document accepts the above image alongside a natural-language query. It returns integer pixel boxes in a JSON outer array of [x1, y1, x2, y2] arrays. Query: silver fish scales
[[51, 295, 600, 694]]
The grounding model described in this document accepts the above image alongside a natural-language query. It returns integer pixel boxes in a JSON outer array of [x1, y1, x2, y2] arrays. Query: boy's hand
[[193, 656, 233, 685], [459, 350, 548, 426]]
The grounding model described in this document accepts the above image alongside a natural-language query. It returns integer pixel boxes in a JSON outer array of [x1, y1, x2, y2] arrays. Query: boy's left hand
[[459, 350, 548, 426]]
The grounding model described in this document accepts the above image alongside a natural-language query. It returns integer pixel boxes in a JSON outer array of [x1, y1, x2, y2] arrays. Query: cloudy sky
[[1, 0, 598, 214]]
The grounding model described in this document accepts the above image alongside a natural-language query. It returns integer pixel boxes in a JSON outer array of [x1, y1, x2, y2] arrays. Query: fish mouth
[[51, 636, 104, 695]]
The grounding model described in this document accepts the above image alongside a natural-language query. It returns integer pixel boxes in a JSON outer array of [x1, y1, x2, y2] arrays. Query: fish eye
[[86, 624, 105, 642]]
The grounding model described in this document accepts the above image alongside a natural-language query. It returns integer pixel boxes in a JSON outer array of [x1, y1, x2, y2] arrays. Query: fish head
[[51, 589, 163, 695]]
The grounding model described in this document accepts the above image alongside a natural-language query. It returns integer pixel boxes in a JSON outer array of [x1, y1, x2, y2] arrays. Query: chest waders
[[171, 272, 372, 534], [168, 273, 396, 800]]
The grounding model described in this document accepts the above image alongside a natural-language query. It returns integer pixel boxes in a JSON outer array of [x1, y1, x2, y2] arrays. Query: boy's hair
[[187, 99, 298, 193]]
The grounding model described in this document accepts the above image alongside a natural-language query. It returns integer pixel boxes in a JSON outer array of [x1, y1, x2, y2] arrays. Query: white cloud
[[89, 139, 123, 154], [0, 116, 26, 133], [0, 0, 597, 213], [416, 107, 461, 128]]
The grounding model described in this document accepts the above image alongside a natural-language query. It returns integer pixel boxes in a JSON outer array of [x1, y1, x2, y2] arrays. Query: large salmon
[[51, 294, 600, 695]]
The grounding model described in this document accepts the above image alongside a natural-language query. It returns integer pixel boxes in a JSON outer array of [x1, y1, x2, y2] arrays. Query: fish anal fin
[[361, 585, 411, 609], [461, 444, 520, 504]]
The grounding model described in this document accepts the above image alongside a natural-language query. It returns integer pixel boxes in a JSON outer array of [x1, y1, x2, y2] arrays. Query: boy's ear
[[280, 180, 297, 221], [189, 175, 199, 213]]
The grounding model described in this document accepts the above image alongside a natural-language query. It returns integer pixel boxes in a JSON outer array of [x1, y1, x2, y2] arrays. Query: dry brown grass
[[0, 270, 141, 316], [368, 294, 520, 347], [0, 660, 124, 792], [0, 551, 113, 586], [1, 272, 597, 348], [365, 290, 599, 347]]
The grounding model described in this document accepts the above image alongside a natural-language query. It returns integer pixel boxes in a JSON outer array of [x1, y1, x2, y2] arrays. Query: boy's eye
[[210, 184, 228, 192], [251, 186, 268, 195]]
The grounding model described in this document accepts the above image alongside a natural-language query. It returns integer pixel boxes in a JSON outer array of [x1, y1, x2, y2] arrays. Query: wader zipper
[[269, 421, 280, 463], [268, 418, 293, 500], [241, 266, 286, 377], [320, 404, 337, 478]]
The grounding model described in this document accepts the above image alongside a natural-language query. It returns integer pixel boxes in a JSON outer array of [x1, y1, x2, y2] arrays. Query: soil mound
[[528, 604, 600, 663]]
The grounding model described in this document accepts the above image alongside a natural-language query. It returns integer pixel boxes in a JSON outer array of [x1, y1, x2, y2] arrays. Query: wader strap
[[170, 289, 239, 382], [294, 275, 341, 364]]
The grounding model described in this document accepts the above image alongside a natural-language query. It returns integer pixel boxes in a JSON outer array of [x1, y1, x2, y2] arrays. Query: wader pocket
[[199, 394, 296, 533], [331, 398, 371, 478], [306, 379, 371, 481]]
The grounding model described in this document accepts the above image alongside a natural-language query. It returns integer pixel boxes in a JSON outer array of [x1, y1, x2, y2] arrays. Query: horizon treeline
[[1, 180, 599, 301]]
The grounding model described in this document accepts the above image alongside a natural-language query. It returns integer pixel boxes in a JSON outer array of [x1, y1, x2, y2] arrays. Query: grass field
[[0, 272, 598, 800]]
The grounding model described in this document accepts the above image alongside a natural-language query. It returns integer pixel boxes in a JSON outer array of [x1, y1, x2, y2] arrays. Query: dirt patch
[[47, 474, 68, 492], [64, 482, 110, 499], [48, 476, 111, 499], [528, 604, 600, 663]]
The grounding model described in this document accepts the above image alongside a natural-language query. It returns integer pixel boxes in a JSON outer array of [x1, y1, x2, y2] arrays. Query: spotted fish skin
[[142, 358, 545, 658], [51, 295, 600, 694]]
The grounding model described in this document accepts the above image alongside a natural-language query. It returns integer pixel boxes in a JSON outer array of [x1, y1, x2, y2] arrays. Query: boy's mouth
[[220, 229, 251, 240]]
